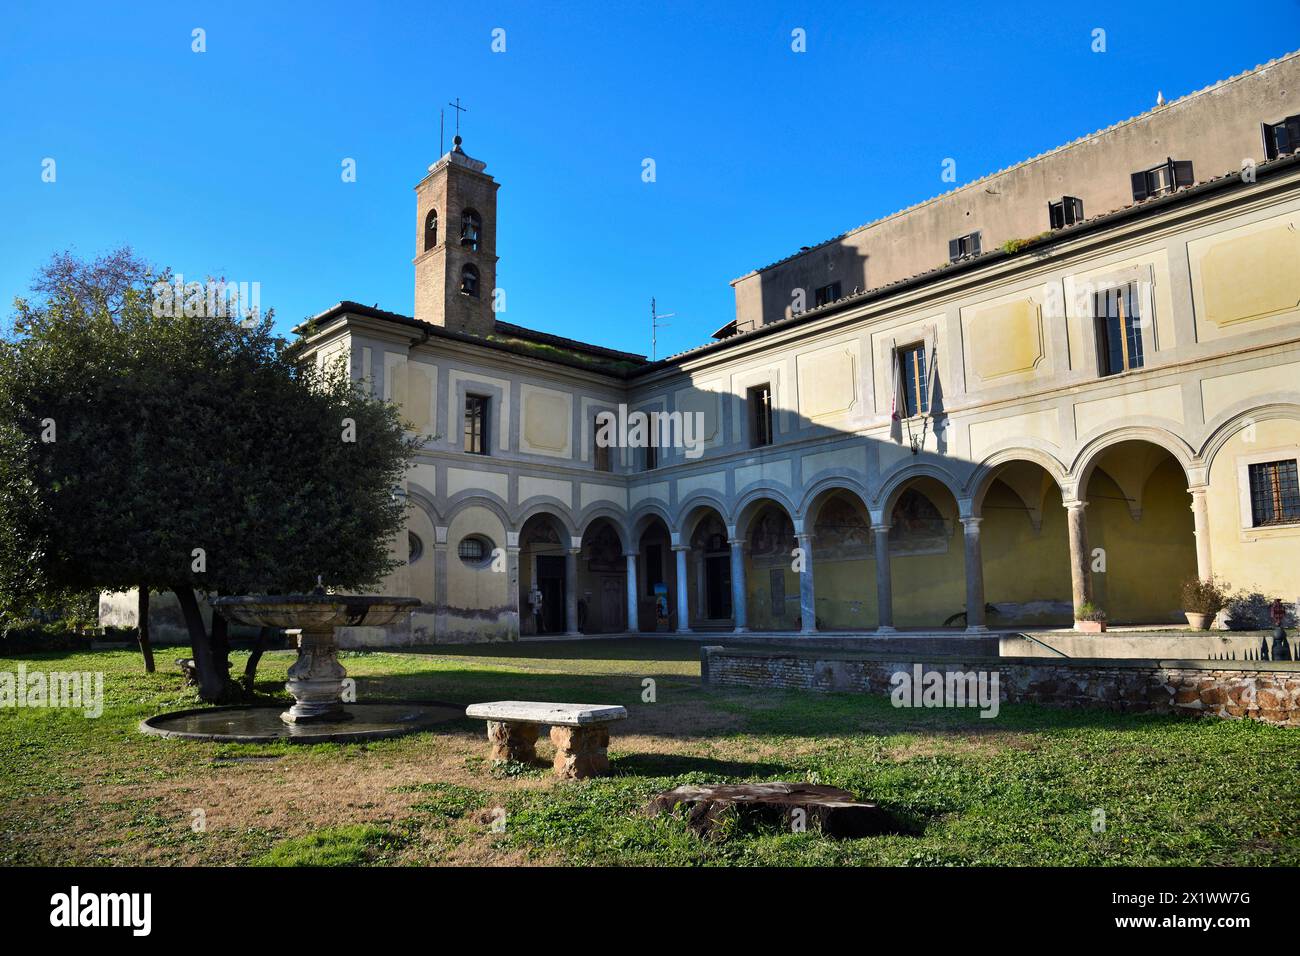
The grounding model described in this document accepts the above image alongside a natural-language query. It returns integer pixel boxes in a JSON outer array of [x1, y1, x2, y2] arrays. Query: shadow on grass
[[612, 752, 797, 779]]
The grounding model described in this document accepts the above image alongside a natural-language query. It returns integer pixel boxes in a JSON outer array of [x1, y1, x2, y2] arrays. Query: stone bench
[[466, 701, 627, 779]]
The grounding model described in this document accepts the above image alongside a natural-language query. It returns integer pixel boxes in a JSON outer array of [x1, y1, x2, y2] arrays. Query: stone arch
[[577, 506, 631, 550], [965, 447, 1068, 512], [512, 499, 579, 545], [630, 503, 676, 540], [733, 487, 798, 538], [876, 462, 965, 519], [1198, 403, 1300, 475], [677, 494, 732, 542], [1070, 425, 1196, 495], [445, 493, 513, 537], [799, 476, 872, 528]]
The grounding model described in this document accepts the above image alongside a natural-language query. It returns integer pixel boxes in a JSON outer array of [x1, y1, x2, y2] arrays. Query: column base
[[732, 626, 749, 634], [800, 628, 818, 636], [964, 625, 990, 634], [564, 631, 582, 638], [875, 626, 897, 634], [676, 628, 694, 635]]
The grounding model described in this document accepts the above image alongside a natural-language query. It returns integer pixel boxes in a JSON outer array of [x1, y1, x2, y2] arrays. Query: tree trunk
[[175, 587, 224, 702], [242, 625, 272, 694], [136, 587, 155, 673]]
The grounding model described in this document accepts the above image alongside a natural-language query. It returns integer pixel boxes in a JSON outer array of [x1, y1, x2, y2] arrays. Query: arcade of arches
[[420, 440, 1202, 638]]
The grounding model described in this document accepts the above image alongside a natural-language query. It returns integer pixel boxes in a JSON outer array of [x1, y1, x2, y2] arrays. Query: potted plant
[[1181, 575, 1228, 630], [1074, 602, 1107, 633]]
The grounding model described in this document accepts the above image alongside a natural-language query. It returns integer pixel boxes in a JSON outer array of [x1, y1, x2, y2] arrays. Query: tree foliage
[[0, 248, 421, 696]]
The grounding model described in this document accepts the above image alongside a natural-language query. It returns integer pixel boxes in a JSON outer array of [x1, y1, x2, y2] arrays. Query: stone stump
[[550, 724, 611, 779], [487, 720, 539, 763]]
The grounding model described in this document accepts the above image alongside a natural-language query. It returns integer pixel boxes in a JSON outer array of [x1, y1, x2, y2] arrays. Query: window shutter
[[1068, 196, 1083, 224], [1049, 202, 1063, 230], [1130, 171, 1149, 202], [1262, 122, 1277, 161], [969, 232, 981, 256], [948, 238, 961, 262], [1173, 160, 1194, 189]]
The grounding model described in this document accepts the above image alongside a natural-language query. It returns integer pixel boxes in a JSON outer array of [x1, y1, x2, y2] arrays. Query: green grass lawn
[[1, 639, 1297, 866]]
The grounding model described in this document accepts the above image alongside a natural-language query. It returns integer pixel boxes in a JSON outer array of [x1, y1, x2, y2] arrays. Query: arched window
[[460, 263, 480, 297], [408, 532, 424, 563], [460, 210, 481, 251], [424, 209, 438, 251]]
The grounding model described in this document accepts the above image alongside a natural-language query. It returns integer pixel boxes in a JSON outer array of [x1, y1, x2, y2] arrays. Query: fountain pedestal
[[283, 627, 350, 723]]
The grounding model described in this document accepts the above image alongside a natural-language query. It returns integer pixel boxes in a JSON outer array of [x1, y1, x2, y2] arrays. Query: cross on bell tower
[[413, 99, 499, 337]]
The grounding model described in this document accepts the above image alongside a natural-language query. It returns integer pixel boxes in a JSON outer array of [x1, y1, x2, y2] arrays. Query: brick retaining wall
[[700, 646, 1300, 727]]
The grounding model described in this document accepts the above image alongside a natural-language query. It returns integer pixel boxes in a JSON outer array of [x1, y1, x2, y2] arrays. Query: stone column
[[1065, 500, 1092, 615], [727, 537, 748, 633], [433, 526, 449, 641], [960, 516, 987, 632], [506, 541, 521, 639], [796, 532, 817, 634], [624, 551, 640, 634], [1188, 486, 1212, 581], [872, 523, 895, 633], [565, 546, 581, 636], [672, 545, 692, 634]]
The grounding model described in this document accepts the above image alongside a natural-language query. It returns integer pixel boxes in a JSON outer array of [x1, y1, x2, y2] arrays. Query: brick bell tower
[[413, 134, 500, 337]]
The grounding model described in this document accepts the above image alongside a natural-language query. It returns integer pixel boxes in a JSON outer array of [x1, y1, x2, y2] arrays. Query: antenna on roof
[[651, 297, 675, 361]]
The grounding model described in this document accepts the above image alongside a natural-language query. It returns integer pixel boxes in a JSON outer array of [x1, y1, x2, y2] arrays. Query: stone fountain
[[140, 591, 459, 743]]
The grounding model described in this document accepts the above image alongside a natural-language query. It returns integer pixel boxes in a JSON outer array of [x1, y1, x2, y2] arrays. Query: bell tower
[[413, 135, 500, 337]]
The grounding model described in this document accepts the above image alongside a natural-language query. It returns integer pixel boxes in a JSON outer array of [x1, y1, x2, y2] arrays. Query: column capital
[[670, 543, 691, 553], [622, 550, 639, 559], [1186, 484, 1210, 498], [566, 546, 582, 556], [1063, 498, 1089, 512], [960, 515, 983, 532], [870, 523, 891, 534], [726, 537, 745, 548]]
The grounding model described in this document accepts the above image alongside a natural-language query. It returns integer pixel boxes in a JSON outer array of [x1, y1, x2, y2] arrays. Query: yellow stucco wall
[[1087, 461, 1196, 623], [1205, 417, 1300, 599]]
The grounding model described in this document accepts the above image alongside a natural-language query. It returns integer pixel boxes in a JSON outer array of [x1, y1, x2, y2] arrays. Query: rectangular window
[[643, 442, 657, 471], [1130, 159, 1193, 201], [748, 384, 773, 447], [593, 414, 611, 472], [1248, 460, 1300, 527], [898, 343, 928, 417], [947, 231, 981, 262], [1048, 196, 1084, 229], [463, 394, 489, 454], [1263, 114, 1300, 160], [1094, 283, 1144, 376], [814, 281, 841, 307], [644, 544, 664, 597]]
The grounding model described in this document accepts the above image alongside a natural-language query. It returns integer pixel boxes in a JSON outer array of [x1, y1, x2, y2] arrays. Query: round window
[[408, 532, 424, 564], [457, 535, 493, 567]]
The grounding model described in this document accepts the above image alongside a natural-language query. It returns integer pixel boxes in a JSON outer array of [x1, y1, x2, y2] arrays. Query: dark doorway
[[704, 554, 732, 619], [536, 555, 567, 633]]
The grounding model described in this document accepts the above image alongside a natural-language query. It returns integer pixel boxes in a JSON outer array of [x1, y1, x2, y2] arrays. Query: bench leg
[[487, 720, 538, 763], [550, 724, 611, 779]]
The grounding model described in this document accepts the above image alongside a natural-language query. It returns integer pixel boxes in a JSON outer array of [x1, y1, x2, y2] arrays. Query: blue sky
[[2, 1, 1296, 358]]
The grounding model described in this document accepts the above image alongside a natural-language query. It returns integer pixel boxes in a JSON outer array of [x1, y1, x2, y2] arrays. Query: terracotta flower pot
[[1074, 620, 1106, 633], [1184, 612, 1213, 630]]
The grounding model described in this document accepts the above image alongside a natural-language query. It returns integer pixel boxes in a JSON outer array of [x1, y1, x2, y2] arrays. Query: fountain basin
[[211, 593, 421, 725], [140, 702, 461, 744]]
